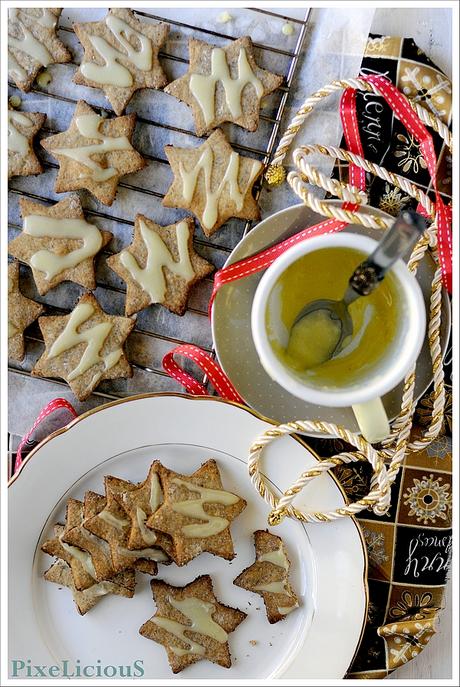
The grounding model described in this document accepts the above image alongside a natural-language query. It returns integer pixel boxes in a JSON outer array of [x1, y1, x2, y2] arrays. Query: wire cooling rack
[[7, 7, 311, 467]]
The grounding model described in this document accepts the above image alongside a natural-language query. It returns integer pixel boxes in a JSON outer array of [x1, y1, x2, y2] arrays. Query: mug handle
[[352, 398, 390, 443]]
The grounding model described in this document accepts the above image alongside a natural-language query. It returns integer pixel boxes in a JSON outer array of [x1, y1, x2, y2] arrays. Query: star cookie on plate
[[233, 530, 299, 624], [40, 100, 146, 206], [139, 575, 246, 673], [73, 8, 169, 115], [8, 194, 112, 295], [83, 486, 169, 575], [147, 459, 246, 566], [107, 215, 214, 316], [8, 107, 46, 178], [165, 36, 284, 136], [8, 261, 44, 362], [8, 8, 71, 92], [44, 560, 135, 615], [111, 462, 174, 555], [41, 523, 96, 591], [163, 128, 263, 237], [32, 292, 134, 401]]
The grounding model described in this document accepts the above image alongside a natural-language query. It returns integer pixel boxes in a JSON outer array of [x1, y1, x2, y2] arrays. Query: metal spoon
[[289, 209, 426, 363]]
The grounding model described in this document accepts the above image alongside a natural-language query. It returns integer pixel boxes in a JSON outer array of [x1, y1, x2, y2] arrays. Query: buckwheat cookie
[[233, 530, 299, 624], [139, 575, 247, 673], [165, 36, 284, 135], [73, 8, 169, 115], [8, 107, 46, 178], [107, 215, 214, 316], [111, 462, 174, 555], [40, 100, 146, 206], [83, 487, 168, 575], [8, 8, 71, 92], [8, 194, 112, 296], [163, 128, 263, 237], [41, 523, 97, 591], [44, 560, 135, 615], [8, 261, 44, 362], [32, 292, 134, 401], [147, 459, 246, 566]]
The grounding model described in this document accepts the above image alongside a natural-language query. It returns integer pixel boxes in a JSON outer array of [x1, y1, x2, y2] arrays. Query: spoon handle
[[346, 209, 426, 300]]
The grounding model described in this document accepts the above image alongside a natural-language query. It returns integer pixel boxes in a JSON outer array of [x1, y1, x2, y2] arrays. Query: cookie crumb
[[249, 640, 257, 646], [9, 95, 22, 109], [37, 70, 52, 87], [217, 11, 232, 23], [282, 22, 294, 36]]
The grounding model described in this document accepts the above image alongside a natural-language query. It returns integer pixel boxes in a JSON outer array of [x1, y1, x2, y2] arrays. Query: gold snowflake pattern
[[425, 434, 452, 460], [379, 620, 436, 669], [401, 65, 451, 120], [394, 133, 428, 174], [389, 590, 439, 621], [366, 36, 391, 53], [403, 473, 452, 525], [379, 182, 411, 216], [362, 526, 389, 566], [333, 464, 370, 500], [416, 384, 452, 435]]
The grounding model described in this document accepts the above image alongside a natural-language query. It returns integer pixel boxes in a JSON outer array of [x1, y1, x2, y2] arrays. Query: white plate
[[212, 202, 451, 433], [9, 394, 368, 679]]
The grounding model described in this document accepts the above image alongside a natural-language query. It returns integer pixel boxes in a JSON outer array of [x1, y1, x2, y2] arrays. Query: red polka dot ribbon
[[14, 398, 77, 474]]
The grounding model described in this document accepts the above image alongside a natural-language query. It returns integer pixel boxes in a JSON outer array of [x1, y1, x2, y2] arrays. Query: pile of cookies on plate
[[8, 8, 284, 400], [41, 458, 299, 673]]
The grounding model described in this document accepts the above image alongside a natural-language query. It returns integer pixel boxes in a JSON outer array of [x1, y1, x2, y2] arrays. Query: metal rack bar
[[8, 7, 312, 418]]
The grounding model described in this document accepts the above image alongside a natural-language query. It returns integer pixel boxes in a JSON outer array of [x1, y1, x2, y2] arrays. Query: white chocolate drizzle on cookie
[[24, 215, 103, 280], [179, 147, 262, 231], [8, 110, 34, 155], [52, 112, 133, 181], [120, 220, 195, 303], [134, 472, 163, 545], [98, 510, 129, 530], [47, 301, 123, 382], [256, 545, 298, 615], [8, 8, 56, 81], [153, 596, 227, 656], [254, 579, 288, 594], [136, 508, 158, 545], [118, 546, 169, 562], [190, 47, 264, 126], [81, 14, 153, 87], [170, 477, 240, 538], [258, 546, 289, 571], [59, 535, 97, 579]]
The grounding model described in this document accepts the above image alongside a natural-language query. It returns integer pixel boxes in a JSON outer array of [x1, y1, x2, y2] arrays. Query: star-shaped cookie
[[111, 462, 174, 554], [165, 36, 284, 135], [8, 7, 71, 92], [233, 530, 299, 624], [147, 459, 246, 566], [41, 100, 146, 206], [83, 486, 168, 575], [163, 129, 263, 237], [8, 107, 46, 178], [32, 292, 134, 401], [44, 560, 135, 615], [139, 575, 246, 673], [8, 194, 112, 295], [107, 215, 214, 316], [41, 523, 97, 591], [8, 261, 44, 362], [73, 8, 169, 115]]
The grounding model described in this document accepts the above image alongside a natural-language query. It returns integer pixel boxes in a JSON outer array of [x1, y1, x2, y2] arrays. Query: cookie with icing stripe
[[32, 292, 134, 401], [8, 261, 44, 362], [44, 560, 135, 616], [165, 36, 283, 135], [233, 530, 299, 624], [8, 7, 71, 92], [41, 100, 146, 206], [110, 462, 174, 555], [83, 486, 169, 575], [42, 523, 97, 592], [147, 459, 246, 566], [8, 194, 112, 296], [107, 215, 214, 316], [73, 8, 169, 115], [8, 107, 46, 179], [163, 129, 263, 238], [139, 575, 246, 673]]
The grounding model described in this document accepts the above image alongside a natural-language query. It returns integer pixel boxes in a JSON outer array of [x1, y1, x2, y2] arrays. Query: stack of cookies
[[42, 458, 299, 673]]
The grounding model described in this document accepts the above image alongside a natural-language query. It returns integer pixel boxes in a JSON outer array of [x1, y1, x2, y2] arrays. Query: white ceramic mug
[[251, 232, 426, 443]]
